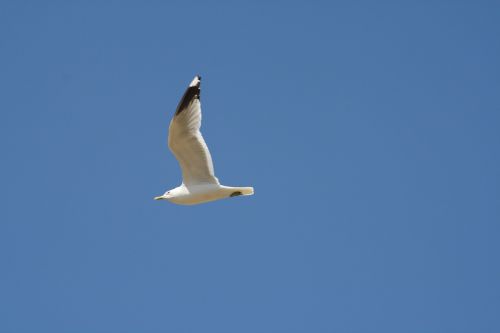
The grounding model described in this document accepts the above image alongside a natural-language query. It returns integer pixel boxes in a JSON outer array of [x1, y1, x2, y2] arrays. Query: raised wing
[[168, 76, 219, 186]]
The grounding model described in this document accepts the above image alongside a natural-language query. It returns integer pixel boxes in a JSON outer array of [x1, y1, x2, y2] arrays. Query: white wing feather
[[168, 77, 219, 186]]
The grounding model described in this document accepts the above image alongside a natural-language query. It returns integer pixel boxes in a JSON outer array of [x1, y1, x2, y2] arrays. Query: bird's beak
[[154, 196, 165, 200]]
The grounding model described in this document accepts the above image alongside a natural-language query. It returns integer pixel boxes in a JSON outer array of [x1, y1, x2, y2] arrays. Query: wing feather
[[168, 76, 219, 186]]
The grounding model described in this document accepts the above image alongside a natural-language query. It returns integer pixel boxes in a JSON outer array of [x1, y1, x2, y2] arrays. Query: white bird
[[154, 75, 254, 205]]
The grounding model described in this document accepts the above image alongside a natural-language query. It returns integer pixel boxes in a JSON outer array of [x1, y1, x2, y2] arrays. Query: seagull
[[154, 75, 254, 205]]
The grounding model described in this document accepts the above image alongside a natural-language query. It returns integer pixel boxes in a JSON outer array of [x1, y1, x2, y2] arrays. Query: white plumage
[[154, 76, 254, 205]]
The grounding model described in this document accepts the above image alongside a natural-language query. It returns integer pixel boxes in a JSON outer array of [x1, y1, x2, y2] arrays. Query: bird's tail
[[239, 187, 254, 195], [226, 186, 254, 197]]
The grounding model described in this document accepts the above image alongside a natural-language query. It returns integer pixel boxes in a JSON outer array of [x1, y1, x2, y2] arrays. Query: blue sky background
[[1, 1, 499, 332]]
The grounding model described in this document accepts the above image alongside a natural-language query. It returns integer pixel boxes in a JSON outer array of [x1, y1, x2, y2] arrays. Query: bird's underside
[[166, 184, 254, 205]]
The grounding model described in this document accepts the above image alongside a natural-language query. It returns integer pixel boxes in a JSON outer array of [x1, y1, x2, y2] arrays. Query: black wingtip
[[175, 77, 201, 116]]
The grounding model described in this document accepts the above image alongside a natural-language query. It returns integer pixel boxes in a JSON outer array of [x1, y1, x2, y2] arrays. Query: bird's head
[[154, 190, 172, 201]]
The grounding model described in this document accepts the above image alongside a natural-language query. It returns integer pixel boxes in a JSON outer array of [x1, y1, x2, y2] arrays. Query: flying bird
[[154, 75, 254, 205]]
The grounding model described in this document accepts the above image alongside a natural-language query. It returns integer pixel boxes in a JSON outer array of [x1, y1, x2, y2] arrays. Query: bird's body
[[160, 184, 254, 206], [154, 76, 254, 205]]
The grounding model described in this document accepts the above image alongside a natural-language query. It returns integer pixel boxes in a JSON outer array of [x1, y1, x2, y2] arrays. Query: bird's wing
[[168, 76, 219, 186]]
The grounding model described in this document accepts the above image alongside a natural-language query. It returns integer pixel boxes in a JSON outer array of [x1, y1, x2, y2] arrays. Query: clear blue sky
[[1, 1, 499, 332]]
